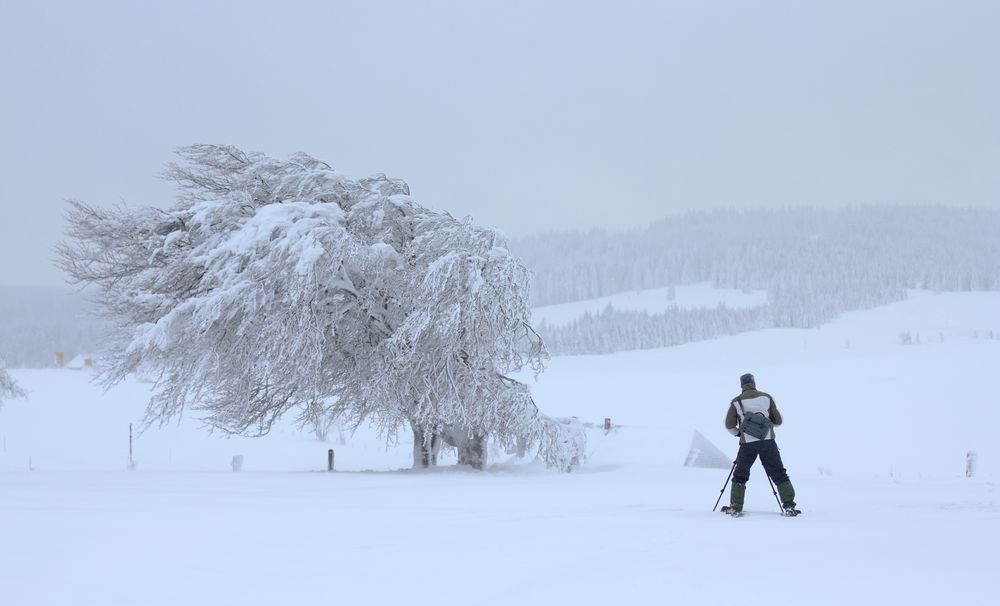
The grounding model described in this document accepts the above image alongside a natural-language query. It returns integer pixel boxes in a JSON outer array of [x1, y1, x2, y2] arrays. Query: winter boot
[[776, 481, 800, 516], [722, 482, 746, 516]]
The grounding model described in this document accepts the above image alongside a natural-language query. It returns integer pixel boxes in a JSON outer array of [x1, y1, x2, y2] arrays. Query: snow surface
[[2, 291, 998, 604], [531, 282, 767, 327]]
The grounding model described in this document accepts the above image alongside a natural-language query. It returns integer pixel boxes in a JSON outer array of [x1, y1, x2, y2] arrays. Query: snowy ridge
[[517, 206, 1000, 356]]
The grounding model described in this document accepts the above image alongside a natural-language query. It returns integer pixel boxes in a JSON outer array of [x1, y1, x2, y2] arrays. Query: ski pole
[[713, 460, 737, 512], [766, 473, 783, 511]]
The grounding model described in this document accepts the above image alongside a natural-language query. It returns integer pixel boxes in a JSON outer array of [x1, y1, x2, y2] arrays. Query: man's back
[[725, 387, 782, 443]]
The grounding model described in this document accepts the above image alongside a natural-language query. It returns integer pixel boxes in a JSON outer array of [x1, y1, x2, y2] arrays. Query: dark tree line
[[515, 206, 1000, 355]]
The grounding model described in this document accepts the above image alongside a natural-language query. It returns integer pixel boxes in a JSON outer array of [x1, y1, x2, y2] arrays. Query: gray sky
[[2, 0, 998, 287]]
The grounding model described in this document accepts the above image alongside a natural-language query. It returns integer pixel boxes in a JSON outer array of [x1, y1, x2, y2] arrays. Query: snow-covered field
[[531, 282, 767, 327], [2, 291, 998, 605]]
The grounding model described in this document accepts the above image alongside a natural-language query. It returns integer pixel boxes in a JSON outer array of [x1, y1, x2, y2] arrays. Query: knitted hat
[[740, 373, 756, 389]]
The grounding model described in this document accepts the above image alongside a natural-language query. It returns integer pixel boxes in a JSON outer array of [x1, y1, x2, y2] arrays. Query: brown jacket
[[725, 387, 783, 444]]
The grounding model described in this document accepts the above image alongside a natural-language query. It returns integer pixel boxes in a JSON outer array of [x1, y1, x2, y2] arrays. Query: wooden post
[[129, 424, 135, 470], [966, 451, 978, 478], [327, 449, 335, 472], [232, 455, 244, 472], [604, 418, 611, 432]]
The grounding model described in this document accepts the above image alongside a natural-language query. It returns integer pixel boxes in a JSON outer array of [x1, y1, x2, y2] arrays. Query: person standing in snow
[[722, 373, 800, 516]]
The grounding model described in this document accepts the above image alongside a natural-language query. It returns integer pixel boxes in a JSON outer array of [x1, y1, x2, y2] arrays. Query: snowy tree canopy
[[57, 145, 584, 471], [0, 361, 26, 407]]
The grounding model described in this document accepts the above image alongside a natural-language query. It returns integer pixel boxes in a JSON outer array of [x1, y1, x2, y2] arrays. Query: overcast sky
[[1, 0, 998, 286]]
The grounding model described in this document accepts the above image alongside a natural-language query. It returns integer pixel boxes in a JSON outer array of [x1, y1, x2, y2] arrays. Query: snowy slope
[[527, 290, 1000, 480], [1, 291, 998, 605], [531, 282, 766, 327]]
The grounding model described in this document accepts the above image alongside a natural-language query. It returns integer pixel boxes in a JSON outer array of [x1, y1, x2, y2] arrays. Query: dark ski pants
[[733, 439, 789, 485]]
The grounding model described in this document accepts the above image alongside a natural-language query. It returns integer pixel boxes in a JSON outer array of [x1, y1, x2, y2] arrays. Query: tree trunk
[[442, 426, 487, 470], [412, 426, 441, 468], [515, 435, 529, 459], [457, 433, 486, 470]]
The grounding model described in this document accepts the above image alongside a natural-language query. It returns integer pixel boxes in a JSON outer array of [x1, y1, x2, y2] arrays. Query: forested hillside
[[513, 206, 1000, 355], [5, 206, 999, 364]]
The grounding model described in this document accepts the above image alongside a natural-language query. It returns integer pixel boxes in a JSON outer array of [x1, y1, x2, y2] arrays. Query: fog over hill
[[0, 286, 104, 368], [4, 205, 998, 365], [512, 206, 1000, 355]]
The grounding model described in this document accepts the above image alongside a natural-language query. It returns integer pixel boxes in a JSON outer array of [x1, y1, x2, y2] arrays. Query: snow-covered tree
[[57, 144, 584, 471], [0, 361, 26, 407]]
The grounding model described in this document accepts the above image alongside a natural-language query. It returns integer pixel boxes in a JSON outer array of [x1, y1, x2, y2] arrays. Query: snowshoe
[[720, 505, 743, 517], [781, 506, 802, 517]]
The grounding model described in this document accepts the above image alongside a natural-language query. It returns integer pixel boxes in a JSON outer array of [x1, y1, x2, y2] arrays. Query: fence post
[[603, 418, 611, 432], [966, 451, 978, 478], [327, 449, 335, 472], [232, 455, 244, 472], [129, 424, 135, 470]]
